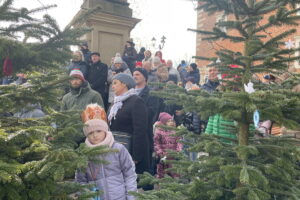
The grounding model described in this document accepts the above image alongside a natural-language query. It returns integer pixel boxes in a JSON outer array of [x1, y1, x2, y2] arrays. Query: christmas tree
[[137, 0, 300, 199], [0, 1, 107, 199]]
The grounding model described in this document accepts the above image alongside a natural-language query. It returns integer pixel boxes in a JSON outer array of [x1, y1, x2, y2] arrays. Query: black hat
[[80, 42, 88, 47], [91, 52, 100, 57], [189, 63, 198, 71], [126, 40, 135, 47], [133, 68, 148, 81]]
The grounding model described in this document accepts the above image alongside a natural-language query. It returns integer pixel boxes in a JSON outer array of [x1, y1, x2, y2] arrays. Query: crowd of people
[[58, 40, 223, 199], [4, 39, 295, 200]]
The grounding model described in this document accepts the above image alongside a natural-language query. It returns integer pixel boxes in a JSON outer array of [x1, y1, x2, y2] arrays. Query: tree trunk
[[238, 121, 249, 145]]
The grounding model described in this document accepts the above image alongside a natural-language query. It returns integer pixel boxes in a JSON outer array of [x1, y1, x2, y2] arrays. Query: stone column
[[71, 0, 140, 64]]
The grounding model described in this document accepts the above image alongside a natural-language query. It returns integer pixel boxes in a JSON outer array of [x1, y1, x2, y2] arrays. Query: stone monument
[[71, 0, 140, 64]]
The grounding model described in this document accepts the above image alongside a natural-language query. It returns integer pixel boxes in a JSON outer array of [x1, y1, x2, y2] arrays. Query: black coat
[[81, 49, 92, 64], [187, 69, 200, 85], [122, 47, 137, 72], [109, 95, 150, 174], [86, 61, 108, 100], [138, 86, 160, 153]]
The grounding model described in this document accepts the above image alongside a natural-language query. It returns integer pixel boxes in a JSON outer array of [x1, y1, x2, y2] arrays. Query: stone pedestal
[[72, 0, 140, 64]]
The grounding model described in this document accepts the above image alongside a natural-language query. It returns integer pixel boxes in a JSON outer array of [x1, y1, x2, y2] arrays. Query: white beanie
[[114, 56, 123, 64], [83, 119, 108, 136]]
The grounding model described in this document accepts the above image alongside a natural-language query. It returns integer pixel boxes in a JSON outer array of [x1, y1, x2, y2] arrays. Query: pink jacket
[[154, 125, 182, 157]]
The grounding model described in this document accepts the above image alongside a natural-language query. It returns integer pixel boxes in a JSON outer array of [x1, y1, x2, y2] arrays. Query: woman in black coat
[[108, 73, 150, 174], [122, 41, 137, 73], [186, 63, 200, 85]]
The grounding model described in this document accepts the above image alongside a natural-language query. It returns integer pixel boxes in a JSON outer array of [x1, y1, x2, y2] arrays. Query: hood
[[110, 62, 129, 72]]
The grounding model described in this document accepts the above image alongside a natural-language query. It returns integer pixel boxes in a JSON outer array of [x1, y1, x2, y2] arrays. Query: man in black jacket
[[86, 52, 109, 109], [133, 68, 159, 176], [201, 66, 220, 93]]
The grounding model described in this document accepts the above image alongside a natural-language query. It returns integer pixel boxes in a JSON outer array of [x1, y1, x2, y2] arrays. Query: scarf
[[108, 88, 137, 121], [85, 130, 115, 148]]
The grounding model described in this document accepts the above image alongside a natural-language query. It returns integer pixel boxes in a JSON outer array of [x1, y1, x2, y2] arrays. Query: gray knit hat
[[112, 73, 136, 89]]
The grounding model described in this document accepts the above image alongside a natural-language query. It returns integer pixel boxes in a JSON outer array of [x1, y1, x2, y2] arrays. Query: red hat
[[221, 64, 240, 79], [70, 69, 85, 81], [158, 112, 173, 124], [135, 61, 142, 67]]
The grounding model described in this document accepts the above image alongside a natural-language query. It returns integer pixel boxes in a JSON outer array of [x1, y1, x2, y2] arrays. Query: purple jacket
[[154, 126, 183, 157], [75, 143, 137, 200]]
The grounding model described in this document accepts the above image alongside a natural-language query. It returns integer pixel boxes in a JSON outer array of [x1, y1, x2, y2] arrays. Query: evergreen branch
[[217, 20, 249, 38], [43, 14, 61, 35], [26, 4, 56, 15], [0, 0, 13, 17]]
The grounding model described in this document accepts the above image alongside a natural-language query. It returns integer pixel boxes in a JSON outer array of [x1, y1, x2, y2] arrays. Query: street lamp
[[151, 37, 156, 48], [159, 35, 166, 50], [151, 35, 166, 50]]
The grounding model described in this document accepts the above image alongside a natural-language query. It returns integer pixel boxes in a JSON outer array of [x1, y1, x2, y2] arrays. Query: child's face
[[166, 119, 175, 127], [87, 130, 106, 145]]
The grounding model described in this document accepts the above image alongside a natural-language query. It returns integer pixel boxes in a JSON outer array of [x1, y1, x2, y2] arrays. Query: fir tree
[[0, 1, 107, 199], [138, 0, 300, 199]]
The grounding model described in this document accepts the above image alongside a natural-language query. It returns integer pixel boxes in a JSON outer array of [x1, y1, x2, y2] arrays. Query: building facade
[[196, 6, 300, 83]]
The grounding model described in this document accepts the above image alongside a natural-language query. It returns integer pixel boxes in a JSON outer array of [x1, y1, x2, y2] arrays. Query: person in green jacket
[[61, 69, 104, 111]]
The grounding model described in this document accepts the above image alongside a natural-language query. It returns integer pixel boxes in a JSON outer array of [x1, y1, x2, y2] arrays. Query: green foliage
[[0, 0, 93, 75], [0, 73, 115, 199], [142, 0, 300, 199], [0, 1, 109, 199], [138, 134, 300, 200]]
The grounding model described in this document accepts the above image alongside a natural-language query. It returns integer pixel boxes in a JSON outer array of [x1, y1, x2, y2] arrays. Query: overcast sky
[[14, 0, 197, 65]]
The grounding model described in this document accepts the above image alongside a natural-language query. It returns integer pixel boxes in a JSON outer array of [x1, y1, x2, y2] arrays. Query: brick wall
[[196, 8, 300, 82]]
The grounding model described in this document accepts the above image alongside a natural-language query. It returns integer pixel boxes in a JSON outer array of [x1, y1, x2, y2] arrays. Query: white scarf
[[108, 88, 137, 121]]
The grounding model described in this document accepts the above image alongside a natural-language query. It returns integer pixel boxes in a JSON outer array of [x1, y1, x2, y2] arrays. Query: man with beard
[[61, 70, 104, 111]]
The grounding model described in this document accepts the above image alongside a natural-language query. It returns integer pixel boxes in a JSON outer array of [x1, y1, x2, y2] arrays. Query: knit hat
[[135, 61, 143, 67], [133, 68, 148, 81], [91, 52, 100, 57], [70, 69, 85, 81], [158, 112, 173, 125], [113, 73, 136, 89], [83, 119, 108, 136], [114, 56, 123, 64]]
